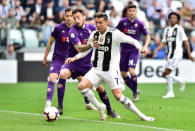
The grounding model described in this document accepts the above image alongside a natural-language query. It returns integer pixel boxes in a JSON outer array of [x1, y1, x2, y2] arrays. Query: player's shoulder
[[175, 24, 184, 31], [85, 24, 96, 31], [108, 27, 118, 32], [119, 17, 128, 23]]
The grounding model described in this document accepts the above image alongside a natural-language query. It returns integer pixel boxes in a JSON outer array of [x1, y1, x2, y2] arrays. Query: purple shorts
[[61, 63, 92, 79], [120, 50, 139, 72], [49, 59, 65, 74]]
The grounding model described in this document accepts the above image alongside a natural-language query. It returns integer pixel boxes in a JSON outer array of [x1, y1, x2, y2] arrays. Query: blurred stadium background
[[0, 0, 195, 83], [0, 0, 195, 131]]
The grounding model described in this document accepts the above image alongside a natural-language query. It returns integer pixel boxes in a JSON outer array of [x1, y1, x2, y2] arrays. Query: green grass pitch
[[0, 82, 195, 131]]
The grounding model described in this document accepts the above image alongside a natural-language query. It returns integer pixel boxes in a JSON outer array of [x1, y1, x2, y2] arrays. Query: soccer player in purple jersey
[[116, 4, 151, 101], [60, 8, 119, 118], [43, 8, 74, 115]]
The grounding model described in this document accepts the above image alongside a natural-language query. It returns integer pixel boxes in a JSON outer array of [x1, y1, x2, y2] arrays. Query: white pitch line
[[0, 110, 182, 131]]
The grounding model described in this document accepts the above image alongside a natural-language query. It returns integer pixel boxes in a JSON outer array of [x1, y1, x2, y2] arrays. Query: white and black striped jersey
[[162, 24, 188, 60], [76, 27, 142, 71]]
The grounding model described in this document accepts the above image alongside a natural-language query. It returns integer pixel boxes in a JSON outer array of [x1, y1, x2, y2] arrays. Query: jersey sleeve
[[180, 27, 188, 41], [51, 26, 58, 39], [87, 31, 95, 46], [140, 22, 148, 36], [114, 29, 142, 49], [68, 29, 80, 45], [162, 28, 167, 43]]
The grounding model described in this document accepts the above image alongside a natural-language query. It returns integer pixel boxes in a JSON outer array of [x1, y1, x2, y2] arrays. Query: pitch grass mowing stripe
[[0, 110, 182, 131]]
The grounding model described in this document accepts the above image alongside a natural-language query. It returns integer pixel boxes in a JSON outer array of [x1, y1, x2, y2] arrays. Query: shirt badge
[[62, 30, 65, 33], [134, 23, 138, 28], [124, 23, 127, 25], [71, 33, 75, 38]]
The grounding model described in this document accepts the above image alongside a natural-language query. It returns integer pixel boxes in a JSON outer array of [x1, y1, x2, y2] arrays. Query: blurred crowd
[[0, 0, 195, 59]]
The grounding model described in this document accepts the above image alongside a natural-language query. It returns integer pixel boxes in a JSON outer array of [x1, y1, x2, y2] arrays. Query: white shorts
[[165, 58, 181, 71], [84, 67, 125, 91]]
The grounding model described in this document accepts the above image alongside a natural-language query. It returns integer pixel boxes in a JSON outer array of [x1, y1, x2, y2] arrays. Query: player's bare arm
[[184, 40, 195, 61], [74, 42, 92, 52], [152, 42, 166, 58], [43, 36, 55, 67], [141, 34, 151, 53]]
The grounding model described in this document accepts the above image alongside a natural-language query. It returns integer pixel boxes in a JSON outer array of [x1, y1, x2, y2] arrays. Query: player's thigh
[[78, 78, 93, 90], [102, 70, 124, 91], [128, 51, 139, 69], [60, 68, 72, 80], [83, 68, 101, 90], [49, 73, 58, 83], [120, 51, 129, 72]]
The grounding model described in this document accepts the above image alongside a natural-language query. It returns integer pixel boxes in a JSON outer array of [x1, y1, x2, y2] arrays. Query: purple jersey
[[68, 24, 96, 66], [116, 18, 148, 51], [51, 22, 70, 60]]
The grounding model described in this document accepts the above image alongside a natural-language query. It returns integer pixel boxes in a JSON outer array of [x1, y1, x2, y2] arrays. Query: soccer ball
[[44, 106, 59, 122]]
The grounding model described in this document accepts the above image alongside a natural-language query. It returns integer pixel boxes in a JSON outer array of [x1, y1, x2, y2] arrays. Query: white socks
[[119, 95, 146, 119], [165, 74, 173, 93], [80, 88, 102, 109], [171, 74, 184, 84]]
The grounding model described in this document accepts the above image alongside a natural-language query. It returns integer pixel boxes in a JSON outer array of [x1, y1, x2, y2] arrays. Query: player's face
[[64, 11, 73, 25], [127, 8, 137, 20], [95, 17, 108, 34], [169, 14, 178, 25], [73, 12, 85, 28]]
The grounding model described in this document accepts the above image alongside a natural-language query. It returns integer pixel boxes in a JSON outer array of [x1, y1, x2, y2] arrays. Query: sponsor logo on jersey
[[61, 36, 66, 42], [71, 33, 75, 38], [127, 29, 136, 34], [134, 23, 138, 28], [167, 37, 175, 42], [98, 45, 109, 52]]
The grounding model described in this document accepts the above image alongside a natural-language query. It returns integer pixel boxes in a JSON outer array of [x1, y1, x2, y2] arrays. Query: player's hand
[[140, 47, 148, 54], [65, 57, 77, 64], [152, 50, 158, 58], [43, 58, 48, 67], [190, 57, 195, 62], [93, 40, 99, 49]]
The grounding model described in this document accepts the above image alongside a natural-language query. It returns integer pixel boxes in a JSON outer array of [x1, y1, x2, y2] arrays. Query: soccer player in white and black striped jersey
[[65, 12, 155, 121], [153, 12, 195, 98]]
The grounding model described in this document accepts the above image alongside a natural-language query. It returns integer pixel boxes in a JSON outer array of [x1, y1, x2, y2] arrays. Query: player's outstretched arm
[[152, 42, 166, 58], [43, 36, 55, 67], [74, 42, 92, 52], [65, 49, 92, 64], [184, 40, 195, 61]]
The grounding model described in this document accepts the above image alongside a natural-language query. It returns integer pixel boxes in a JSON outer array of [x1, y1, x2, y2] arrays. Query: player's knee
[[96, 85, 104, 93], [129, 69, 136, 77], [60, 70, 69, 80], [78, 82, 85, 90], [112, 90, 122, 101], [121, 72, 127, 78], [49, 76, 57, 83]]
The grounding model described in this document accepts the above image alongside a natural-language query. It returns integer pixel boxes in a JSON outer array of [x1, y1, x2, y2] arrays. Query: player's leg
[[162, 68, 174, 98], [45, 73, 58, 109], [129, 67, 139, 101], [77, 76, 97, 110], [120, 51, 135, 94], [96, 85, 120, 118], [79, 68, 106, 120], [171, 73, 186, 92], [57, 78, 66, 115], [112, 88, 155, 121]]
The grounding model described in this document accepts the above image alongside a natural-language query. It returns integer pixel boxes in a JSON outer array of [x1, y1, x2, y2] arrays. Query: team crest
[[71, 33, 75, 38], [62, 30, 65, 33], [134, 23, 138, 28], [107, 36, 110, 43], [100, 37, 103, 43], [124, 23, 127, 25], [50, 66, 54, 71]]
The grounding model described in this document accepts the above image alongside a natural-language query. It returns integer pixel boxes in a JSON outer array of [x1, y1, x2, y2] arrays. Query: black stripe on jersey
[[102, 32, 112, 71], [166, 29, 169, 56], [92, 32, 99, 67], [169, 28, 178, 59]]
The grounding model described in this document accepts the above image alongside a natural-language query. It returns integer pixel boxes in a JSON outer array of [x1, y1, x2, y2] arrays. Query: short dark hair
[[72, 8, 85, 15], [65, 8, 72, 14], [127, 4, 137, 9], [168, 12, 180, 21], [94, 12, 108, 21]]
